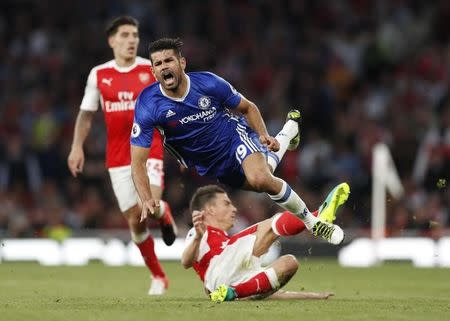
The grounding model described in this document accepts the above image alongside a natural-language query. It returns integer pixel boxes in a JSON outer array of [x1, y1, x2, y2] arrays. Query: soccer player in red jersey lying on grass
[[181, 183, 349, 302]]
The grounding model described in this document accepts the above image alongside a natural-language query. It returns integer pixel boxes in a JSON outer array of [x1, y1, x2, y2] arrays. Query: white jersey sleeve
[[80, 67, 100, 111], [183, 227, 210, 263], [184, 227, 197, 247]]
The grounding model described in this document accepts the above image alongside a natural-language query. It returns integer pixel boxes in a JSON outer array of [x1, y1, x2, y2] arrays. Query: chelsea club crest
[[198, 96, 211, 109]]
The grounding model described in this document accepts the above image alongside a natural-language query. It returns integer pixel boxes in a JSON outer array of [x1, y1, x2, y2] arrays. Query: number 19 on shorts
[[235, 144, 248, 164]]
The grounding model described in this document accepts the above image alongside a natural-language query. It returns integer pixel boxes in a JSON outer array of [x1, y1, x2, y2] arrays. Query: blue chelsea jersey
[[131, 71, 246, 176]]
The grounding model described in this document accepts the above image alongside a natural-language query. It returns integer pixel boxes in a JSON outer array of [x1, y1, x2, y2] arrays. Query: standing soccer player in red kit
[[68, 16, 177, 295]]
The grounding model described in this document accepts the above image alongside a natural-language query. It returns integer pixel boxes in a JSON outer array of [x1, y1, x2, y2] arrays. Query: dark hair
[[105, 16, 139, 37], [148, 37, 183, 60], [189, 185, 226, 212]]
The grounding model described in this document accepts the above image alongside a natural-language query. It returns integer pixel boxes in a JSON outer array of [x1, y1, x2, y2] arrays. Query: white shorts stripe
[[236, 125, 258, 153], [236, 124, 259, 151]]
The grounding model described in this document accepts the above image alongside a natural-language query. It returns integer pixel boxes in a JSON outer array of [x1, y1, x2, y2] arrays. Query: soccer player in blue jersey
[[130, 38, 345, 245]]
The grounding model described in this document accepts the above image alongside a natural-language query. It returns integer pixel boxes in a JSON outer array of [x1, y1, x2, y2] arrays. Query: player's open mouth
[[162, 71, 175, 84]]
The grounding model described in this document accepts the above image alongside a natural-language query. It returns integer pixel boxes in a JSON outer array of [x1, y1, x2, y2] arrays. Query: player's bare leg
[[265, 254, 299, 289], [124, 204, 168, 295], [233, 253, 333, 301], [241, 153, 282, 193], [250, 219, 279, 257], [210, 254, 299, 302]]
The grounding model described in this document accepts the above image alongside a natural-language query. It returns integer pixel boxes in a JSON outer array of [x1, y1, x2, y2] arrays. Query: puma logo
[[102, 78, 113, 86]]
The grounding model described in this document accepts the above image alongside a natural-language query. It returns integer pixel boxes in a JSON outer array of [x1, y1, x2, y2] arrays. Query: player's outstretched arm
[[181, 210, 205, 268], [130, 144, 158, 222], [266, 289, 334, 300], [68, 110, 95, 177], [235, 97, 279, 152], [181, 236, 201, 268]]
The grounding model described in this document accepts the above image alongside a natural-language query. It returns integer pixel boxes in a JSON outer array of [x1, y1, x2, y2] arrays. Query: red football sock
[[232, 271, 273, 298], [274, 210, 318, 236], [158, 201, 172, 226], [135, 235, 166, 278]]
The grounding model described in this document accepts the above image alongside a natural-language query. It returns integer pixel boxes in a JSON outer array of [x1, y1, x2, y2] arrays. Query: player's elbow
[[237, 98, 258, 115], [130, 147, 148, 172], [181, 253, 193, 269], [245, 102, 259, 116], [181, 257, 193, 269]]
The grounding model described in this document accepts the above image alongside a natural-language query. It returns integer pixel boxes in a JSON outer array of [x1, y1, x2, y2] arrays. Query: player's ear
[[204, 204, 215, 217], [180, 56, 186, 70], [107, 36, 115, 49]]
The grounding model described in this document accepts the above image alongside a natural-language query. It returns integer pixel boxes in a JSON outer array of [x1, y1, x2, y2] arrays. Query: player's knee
[[246, 171, 272, 192], [126, 214, 141, 229], [282, 254, 299, 275], [124, 206, 142, 228]]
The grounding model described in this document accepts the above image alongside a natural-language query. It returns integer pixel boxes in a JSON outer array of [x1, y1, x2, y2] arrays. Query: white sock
[[265, 267, 280, 289], [131, 229, 150, 244], [267, 120, 298, 172], [268, 179, 318, 230], [153, 200, 165, 219]]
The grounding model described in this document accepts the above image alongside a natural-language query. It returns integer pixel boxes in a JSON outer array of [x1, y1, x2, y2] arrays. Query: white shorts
[[204, 234, 272, 292], [108, 159, 164, 212]]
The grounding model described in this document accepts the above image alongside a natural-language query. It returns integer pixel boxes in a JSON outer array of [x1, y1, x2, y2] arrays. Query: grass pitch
[[1, 259, 449, 321]]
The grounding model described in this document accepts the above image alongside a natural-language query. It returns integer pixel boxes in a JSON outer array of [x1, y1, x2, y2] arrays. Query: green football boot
[[318, 183, 350, 224], [286, 109, 302, 151], [210, 285, 237, 303]]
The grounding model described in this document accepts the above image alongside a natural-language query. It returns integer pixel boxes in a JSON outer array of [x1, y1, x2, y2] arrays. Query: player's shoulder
[[84, 60, 116, 84], [90, 57, 151, 74], [89, 59, 117, 73], [189, 71, 225, 92], [139, 81, 160, 98], [135, 82, 161, 114], [135, 56, 152, 66], [189, 71, 222, 82]]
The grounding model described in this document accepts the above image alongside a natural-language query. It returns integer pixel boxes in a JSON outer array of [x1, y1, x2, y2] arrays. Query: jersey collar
[[113, 57, 140, 73], [159, 74, 190, 102]]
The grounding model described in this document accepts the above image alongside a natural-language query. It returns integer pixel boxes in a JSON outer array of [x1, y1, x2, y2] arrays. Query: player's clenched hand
[[67, 147, 85, 177], [141, 199, 160, 222], [259, 134, 280, 152], [192, 210, 206, 237]]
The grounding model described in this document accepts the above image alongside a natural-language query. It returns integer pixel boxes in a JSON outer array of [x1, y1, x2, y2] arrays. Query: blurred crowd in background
[[1, 0, 450, 240]]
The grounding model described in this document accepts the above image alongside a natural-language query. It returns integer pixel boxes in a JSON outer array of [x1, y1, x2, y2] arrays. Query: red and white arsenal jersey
[[80, 56, 163, 168], [185, 225, 257, 282]]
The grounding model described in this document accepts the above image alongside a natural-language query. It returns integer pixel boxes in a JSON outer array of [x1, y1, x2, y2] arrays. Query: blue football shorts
[[216, 122, 268, 188]]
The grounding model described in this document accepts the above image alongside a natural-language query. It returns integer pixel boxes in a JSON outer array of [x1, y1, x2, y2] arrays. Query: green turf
[[1, 259, 449, 321]]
